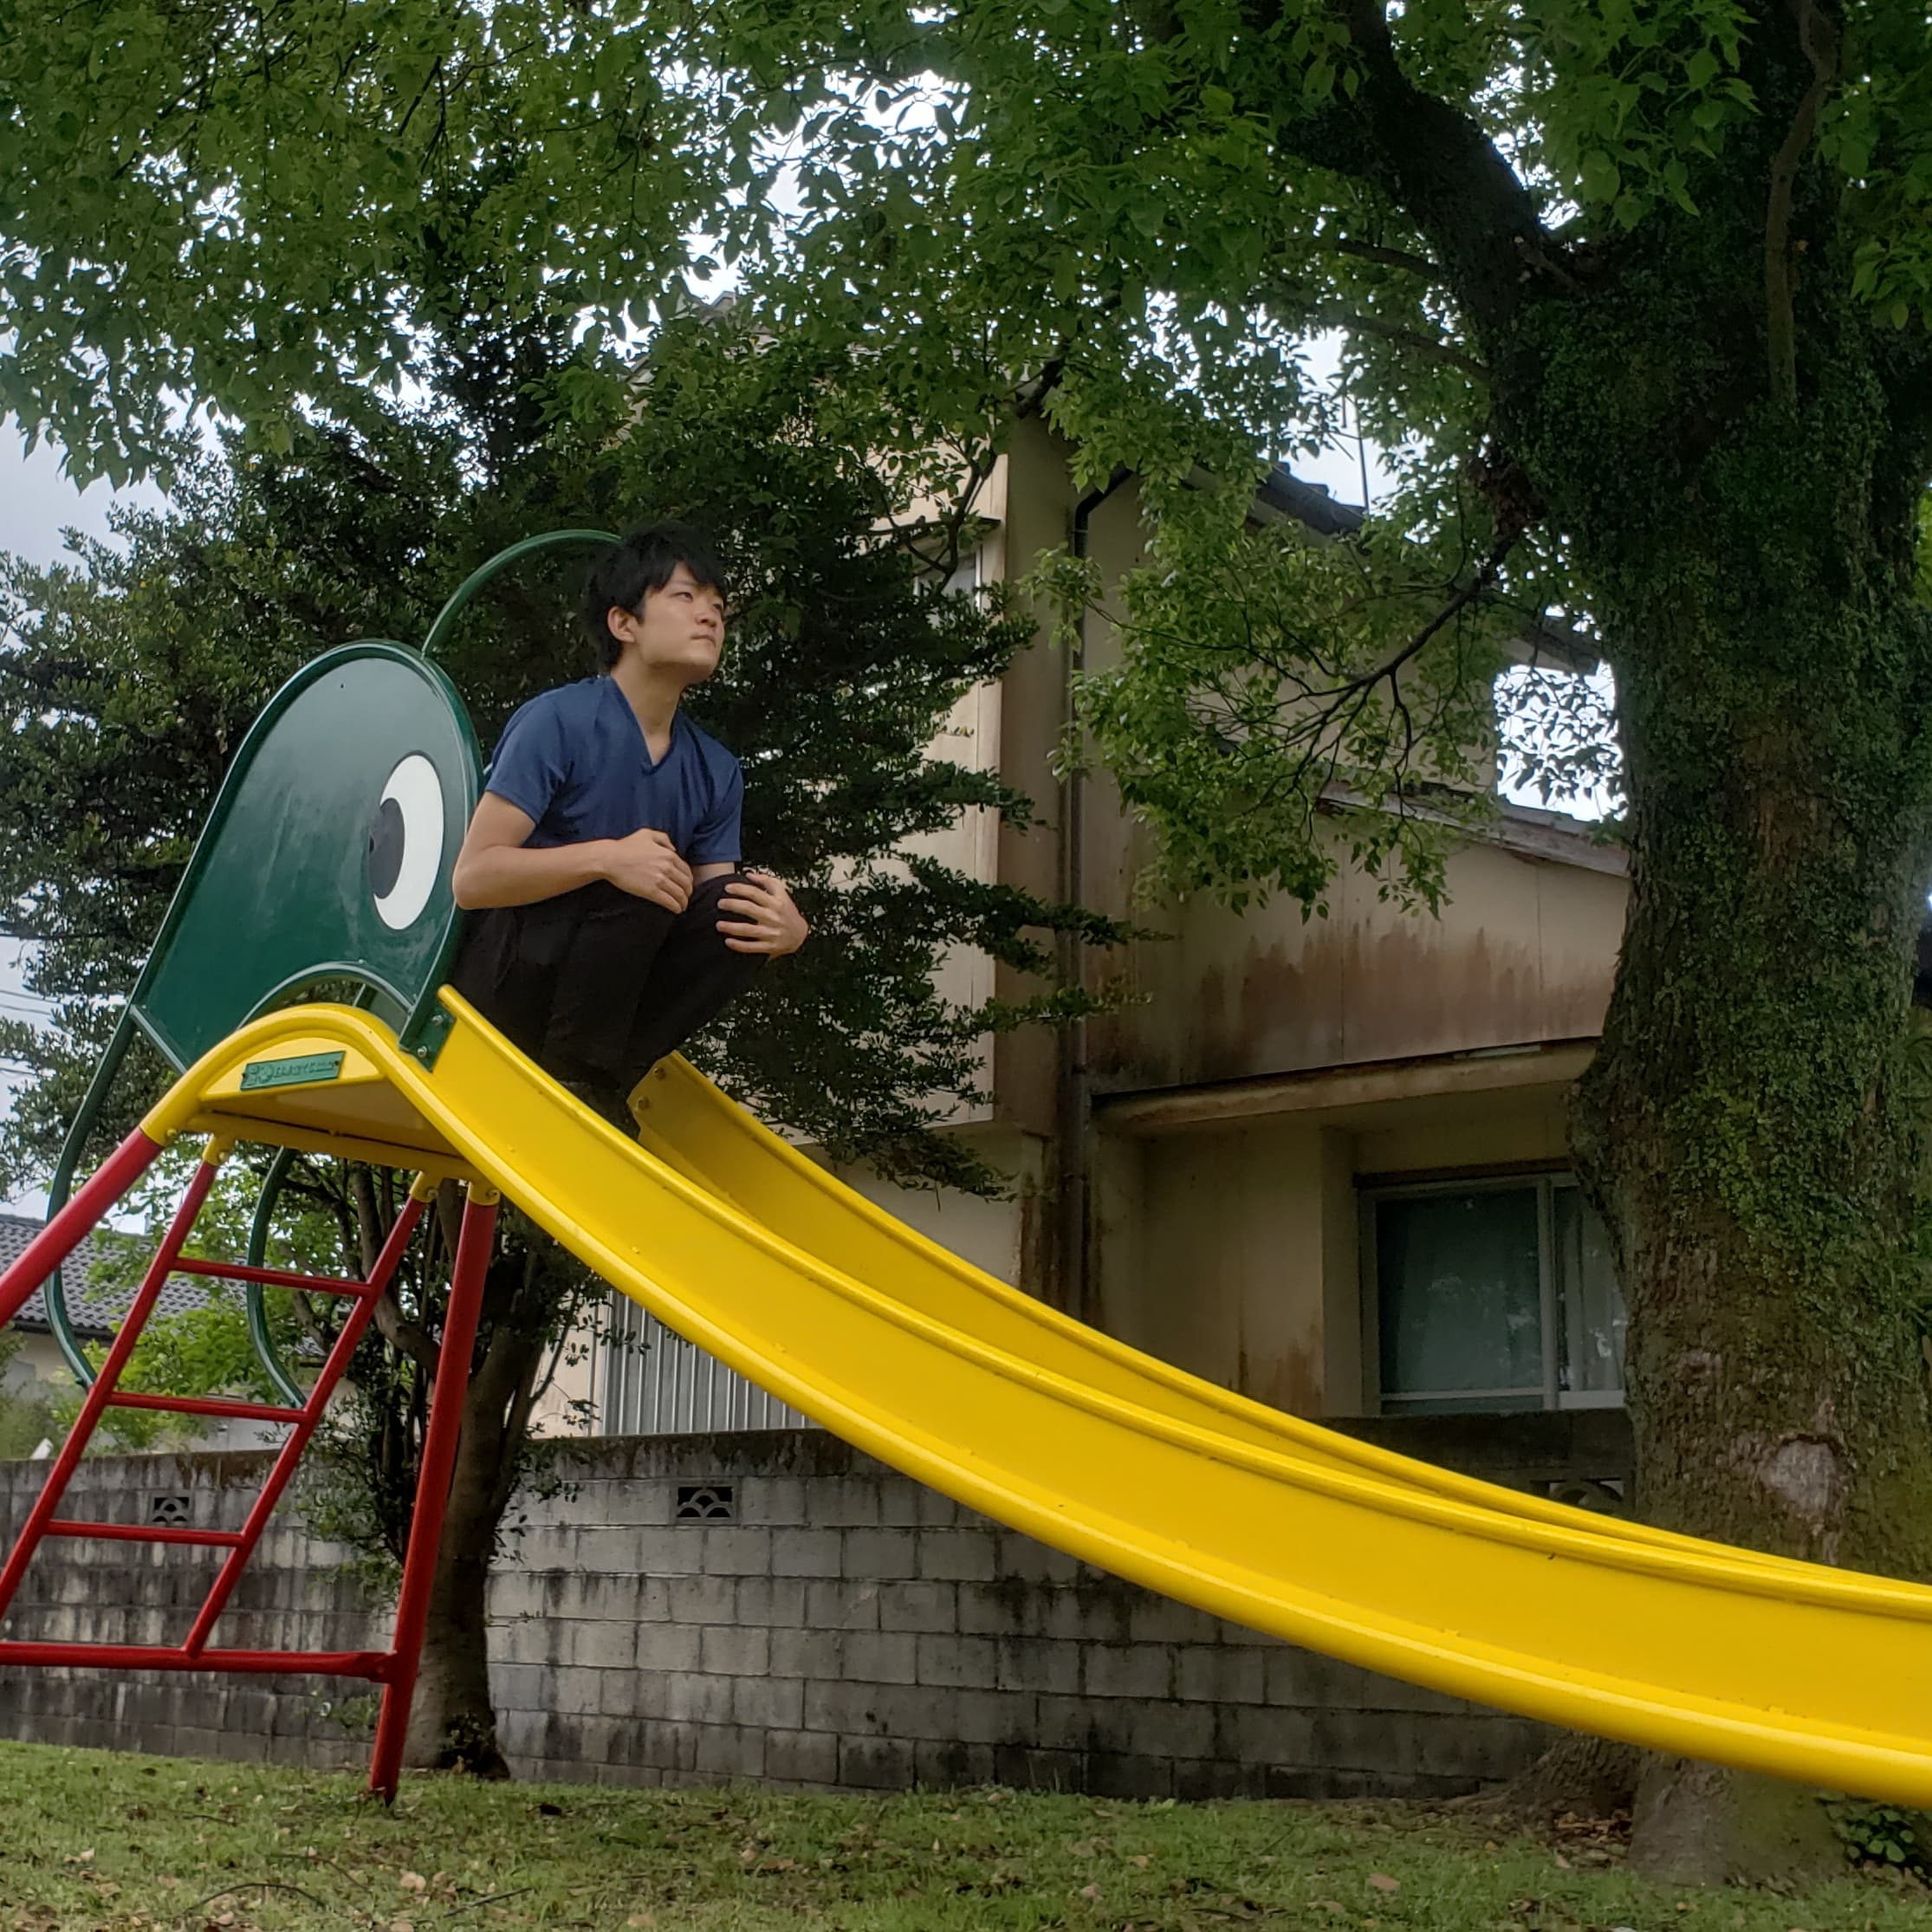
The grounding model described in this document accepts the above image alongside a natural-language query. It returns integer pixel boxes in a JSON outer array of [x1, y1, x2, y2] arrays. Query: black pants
[[451, 872, 763, 1096]]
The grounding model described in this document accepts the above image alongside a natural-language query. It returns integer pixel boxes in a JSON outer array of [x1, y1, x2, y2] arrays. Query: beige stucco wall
[[5, 1332, 72, 1392], [551, 427, 1629, 1433], [1091, 1119, 1353, 1416], [1089, 837, 1624, 1093], [973, 430, 1627, 1101], [835, 430, 1624, 1407], [1092, 1079, 1578, 1420], [0, 1329, 277, 1453], [829, 1125, 1046, 1288]]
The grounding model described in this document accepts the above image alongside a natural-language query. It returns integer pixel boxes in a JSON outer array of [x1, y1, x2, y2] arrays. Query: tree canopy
[[5, 0, 1929, 898], [9, 0, 1932, 1864]]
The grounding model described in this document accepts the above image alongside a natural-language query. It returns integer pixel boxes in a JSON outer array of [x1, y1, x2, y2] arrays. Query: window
[[1363, 1174, 1626, 1414]]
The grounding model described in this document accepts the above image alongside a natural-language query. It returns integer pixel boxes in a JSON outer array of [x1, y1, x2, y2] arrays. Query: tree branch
[[1765, 0, 1839, 409], [370, 1287, 440, 1378], [1300, 537, 1518, 708], [347, 1165, 386, 1276], [1318, 237, 1443, 281], [1306, 301, 1489, 381], [489, 1346, 548, 1520], [1246, 0, 1563, 334]]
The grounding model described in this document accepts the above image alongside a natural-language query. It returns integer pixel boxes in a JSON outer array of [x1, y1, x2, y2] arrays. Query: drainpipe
[[1055, 470, 1131, 1321]]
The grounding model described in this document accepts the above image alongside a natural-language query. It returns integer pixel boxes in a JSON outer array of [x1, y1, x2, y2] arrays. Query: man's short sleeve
[[687, 760, 744, 866], [484, 696, 570, 825]]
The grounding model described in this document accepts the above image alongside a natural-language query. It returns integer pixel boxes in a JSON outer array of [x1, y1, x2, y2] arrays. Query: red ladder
[[0, 1128, 496, 1799]]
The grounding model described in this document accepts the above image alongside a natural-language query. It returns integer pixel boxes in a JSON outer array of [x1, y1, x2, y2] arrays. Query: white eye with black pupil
[[367, 754, 444, 930]]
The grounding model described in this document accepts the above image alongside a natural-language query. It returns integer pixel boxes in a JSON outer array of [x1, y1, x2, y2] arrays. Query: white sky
[[0, 431, 165, 1216], [0, 429, 165, 568]]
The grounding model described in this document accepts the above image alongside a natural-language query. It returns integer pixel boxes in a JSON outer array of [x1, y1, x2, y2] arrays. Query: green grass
[[0, 1740, 1926, 1931]]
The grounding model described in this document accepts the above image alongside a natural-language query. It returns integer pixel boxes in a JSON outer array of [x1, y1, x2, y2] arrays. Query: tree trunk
[[1567, 538, 1932, 1872], [1627, 1755, 1841, 1887], [400, 1357, 519, 1777], [1492, 144, 1932, 1879], [1475, 1734, 1640, 1831], [1572, 522, 1932, 1574], [397, 1229, 574, 1778]]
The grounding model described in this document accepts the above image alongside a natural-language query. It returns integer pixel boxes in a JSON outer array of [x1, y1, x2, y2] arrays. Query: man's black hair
[[579, 520, 729, 671]]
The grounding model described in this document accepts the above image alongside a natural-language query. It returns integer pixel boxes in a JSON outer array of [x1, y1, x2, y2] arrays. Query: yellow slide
[[146, 995, 1932, 1807]]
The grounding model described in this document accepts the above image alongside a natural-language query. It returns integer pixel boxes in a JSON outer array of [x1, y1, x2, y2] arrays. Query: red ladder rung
[[0, 1640, 392, 1676], [46, 1520, 243, 1548], [179, 1193, 430, 1662], [0, 1137, 488, 1804], [106, 1391, 308, 1425], [170, 1255, 375, 1300]]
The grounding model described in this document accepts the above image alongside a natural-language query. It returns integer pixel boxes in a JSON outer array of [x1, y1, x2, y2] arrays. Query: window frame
[[1358, 1170, 1624, 1416]]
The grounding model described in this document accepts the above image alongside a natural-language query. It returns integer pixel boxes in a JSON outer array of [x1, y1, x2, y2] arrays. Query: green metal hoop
[[419, 528, 618, 662], [245, 1147, 308, 1410]]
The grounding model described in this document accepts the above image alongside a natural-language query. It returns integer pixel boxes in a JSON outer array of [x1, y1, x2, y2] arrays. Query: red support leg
[[366, 1184, 497, 1801], [0, 1128, 165, 1332], [0, 1142, 225, 1624]]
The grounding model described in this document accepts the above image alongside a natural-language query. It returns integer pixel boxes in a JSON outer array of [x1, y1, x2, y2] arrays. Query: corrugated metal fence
[[595, 1293, 816, 1436]]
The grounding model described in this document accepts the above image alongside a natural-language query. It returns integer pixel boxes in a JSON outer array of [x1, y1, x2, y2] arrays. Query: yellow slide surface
[[147, 996, 1932, 1806]]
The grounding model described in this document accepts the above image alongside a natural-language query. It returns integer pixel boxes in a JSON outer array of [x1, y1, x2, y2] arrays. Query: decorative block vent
[[1546, 1476, 1626, 1516], [674, 1483, 735, 1522], [149, 1494, 192, 1527]]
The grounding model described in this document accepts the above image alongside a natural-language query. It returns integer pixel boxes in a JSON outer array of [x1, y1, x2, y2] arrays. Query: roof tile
[[0, 1213, 217, 1341]]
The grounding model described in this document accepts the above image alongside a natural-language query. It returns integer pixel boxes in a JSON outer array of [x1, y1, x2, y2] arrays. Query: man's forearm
[[451, 839, 613, 910]]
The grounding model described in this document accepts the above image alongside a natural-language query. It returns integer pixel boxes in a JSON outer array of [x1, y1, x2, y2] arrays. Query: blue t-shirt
[[484, 677, 743, 865]]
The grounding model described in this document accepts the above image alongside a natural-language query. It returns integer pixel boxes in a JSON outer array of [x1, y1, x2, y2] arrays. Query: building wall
[[1094, 1122, 1344, 1416], [987, 418, 1079, 1148], [1090, 1081, 1577, 1422], [828, 1125, 1047, 1290], [4, 1331, 74, 1396], [528, 433, 1630, 1435], [1086, 820, 1624, 1095], [950, 432, 1629, 1316], [0, 1331, 274, 1455], [0, 1430, 1581, 1796], [1022, 449, 1630, 1094]]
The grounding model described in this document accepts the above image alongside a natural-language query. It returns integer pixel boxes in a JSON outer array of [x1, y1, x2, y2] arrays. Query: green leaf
[[1579, 150, 1622, 204]]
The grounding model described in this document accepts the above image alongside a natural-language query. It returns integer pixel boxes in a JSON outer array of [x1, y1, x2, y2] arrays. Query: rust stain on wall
[[1242, 1335, 1323, 1418], [1091, 866, 1619, 1092], [1343, 923, 1540, 1063]]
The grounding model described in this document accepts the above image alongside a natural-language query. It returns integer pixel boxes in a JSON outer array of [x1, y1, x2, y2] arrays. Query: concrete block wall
[[0, 1427, 1568, 1797], [0, 1449, 382, 1767], [484, 1431, 1551, 1798]]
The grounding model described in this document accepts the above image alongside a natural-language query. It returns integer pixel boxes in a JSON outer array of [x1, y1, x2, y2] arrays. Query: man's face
[[609, 561, 727, 680]]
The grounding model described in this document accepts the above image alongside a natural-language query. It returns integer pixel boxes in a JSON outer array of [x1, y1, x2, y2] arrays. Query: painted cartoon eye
[[367, 754, 445, 930]]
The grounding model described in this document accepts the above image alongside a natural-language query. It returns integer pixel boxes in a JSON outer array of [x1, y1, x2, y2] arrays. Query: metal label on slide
[[239, 1051, 347, 1092]]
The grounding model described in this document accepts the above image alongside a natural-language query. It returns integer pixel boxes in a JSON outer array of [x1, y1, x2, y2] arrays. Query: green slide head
[[128, 642, 483, 1073]]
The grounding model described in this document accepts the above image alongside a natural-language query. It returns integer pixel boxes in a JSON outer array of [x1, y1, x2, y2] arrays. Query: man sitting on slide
[[450, 522, 808, 1131]]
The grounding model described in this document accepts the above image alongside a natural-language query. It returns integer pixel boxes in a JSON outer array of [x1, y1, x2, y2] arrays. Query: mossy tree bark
[[1505, 106, 1932, 1879], [1263, 10, 1932, 1873]]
